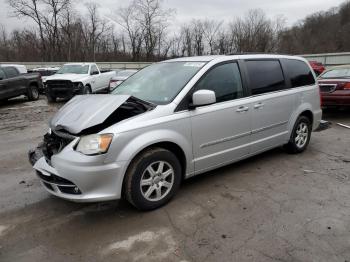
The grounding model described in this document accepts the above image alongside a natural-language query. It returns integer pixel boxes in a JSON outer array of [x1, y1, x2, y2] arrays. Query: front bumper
[[32, 147, 126, 202], [46, 82, 83, 99]]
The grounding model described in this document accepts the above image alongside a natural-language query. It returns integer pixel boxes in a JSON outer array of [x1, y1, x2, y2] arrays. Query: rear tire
[[27, 85, 40, 101], [284, 116, 312, 154], [124, 148, 182, 211]]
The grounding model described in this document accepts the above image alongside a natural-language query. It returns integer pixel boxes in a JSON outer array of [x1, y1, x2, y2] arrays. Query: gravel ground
[[0, 96, 350, 262]]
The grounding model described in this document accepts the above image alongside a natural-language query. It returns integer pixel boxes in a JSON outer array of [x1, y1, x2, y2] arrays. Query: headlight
[[74, 82, 84, 91], [76, 134, 113, 155]]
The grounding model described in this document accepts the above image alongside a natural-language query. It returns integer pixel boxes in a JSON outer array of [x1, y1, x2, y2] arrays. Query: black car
[[0, 66, 43, 103]]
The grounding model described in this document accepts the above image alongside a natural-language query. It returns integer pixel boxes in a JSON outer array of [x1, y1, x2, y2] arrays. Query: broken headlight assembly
[[76, 134, 113, 155]]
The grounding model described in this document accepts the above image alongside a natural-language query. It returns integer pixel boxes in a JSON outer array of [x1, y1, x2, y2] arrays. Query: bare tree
[[4, 1, 350, 62], [116, 3, 144, 60], [202, 19, 223, 54], [42, 0, 70, 59], [133, 0, 174, 60], [7, 0, 47, 59], [83, 2, 109, 61], [228, 9, 284, 53]]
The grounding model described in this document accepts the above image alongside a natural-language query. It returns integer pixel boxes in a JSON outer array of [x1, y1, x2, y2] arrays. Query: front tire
[[284, 116, 312, 154], [27, 85, 40, 101], [124, 148, 182, 211], [83, 85, 92, 94]]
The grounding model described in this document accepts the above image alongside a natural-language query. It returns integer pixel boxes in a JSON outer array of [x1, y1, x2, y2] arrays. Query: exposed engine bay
[[28, 95, 155, 166]]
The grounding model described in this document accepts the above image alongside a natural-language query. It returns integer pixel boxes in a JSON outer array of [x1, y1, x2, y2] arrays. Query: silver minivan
[[30, 55, 322, 210]]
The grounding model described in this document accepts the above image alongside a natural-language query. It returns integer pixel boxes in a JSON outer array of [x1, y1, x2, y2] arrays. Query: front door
[[190, 62, 252, 173]]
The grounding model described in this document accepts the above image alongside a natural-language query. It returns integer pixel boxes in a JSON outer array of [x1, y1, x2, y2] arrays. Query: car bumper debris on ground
[[1, 96, 350, 261]]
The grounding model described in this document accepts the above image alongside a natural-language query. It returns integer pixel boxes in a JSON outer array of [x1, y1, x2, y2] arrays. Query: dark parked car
[[318, 66, 350, 107], [0, 65, 43, 103]]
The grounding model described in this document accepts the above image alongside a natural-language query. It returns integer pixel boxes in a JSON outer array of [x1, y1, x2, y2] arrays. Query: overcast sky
[[0, 0, 346, 32]]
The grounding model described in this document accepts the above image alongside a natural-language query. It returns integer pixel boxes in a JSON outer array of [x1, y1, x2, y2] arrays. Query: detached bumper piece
[[36, 170, 81, 195], [314, 120, 332, 132]]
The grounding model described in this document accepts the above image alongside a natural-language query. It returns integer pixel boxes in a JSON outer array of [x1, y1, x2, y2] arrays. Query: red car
[[309, 61, 326, 76], [318, 66, 350, 106]]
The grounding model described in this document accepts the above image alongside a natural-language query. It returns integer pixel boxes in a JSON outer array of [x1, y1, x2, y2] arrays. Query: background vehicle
[[44, 63, 116, 102], [0, 64, 28, 74], [309, 61, 326, 76], [0, 65, 42, 102], [318, 65, 350, 106], [32, 67, 60, 93], [30, 55, 321, 211], [32, 67, 60, 81], [108, 69, 138, 92]]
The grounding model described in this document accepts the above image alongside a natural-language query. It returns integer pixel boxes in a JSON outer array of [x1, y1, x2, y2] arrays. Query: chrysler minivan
[[29, 54, 322, 210]]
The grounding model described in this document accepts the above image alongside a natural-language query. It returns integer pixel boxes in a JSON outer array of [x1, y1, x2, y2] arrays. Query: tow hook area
[[28, 143, 45, 166], [314, 120, 331, 132]]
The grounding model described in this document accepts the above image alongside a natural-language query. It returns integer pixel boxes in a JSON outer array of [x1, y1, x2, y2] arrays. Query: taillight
[[336, 82, 350, 90], [109, 79, 117, 88], [344, 83, 350, 90]]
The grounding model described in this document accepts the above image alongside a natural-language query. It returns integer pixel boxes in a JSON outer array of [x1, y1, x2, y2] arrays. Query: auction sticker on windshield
[[183, 62, 206, 67]]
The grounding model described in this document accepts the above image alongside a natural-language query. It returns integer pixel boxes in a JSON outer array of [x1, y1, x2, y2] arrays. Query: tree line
[[0, 0, 350, 62]]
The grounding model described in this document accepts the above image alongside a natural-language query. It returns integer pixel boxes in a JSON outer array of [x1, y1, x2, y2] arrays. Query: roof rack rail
[[226, 52, 290, 56]]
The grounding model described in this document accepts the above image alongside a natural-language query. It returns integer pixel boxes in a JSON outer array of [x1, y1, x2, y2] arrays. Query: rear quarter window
[[3, 67, 19, 78], [283, 59, 315, 87], [245, 60, 286, 95]]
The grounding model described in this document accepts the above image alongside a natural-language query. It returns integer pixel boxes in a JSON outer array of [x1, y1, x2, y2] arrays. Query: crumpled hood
[[50, 95, 130, 134], [45, 73, 88, 82]]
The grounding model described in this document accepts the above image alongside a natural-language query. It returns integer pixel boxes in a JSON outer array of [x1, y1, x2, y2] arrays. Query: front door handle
[[254, 102, 265, 109], [236, 106, 249, 113]]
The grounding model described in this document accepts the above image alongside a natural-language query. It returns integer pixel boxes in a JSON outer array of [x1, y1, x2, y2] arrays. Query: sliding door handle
[[236, 106, 249, 113], [254, 102, 265, 109]]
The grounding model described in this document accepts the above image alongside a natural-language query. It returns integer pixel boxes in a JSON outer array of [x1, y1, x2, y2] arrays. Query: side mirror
[[91, 71, 99, 75], [191, 90, 216, 108]]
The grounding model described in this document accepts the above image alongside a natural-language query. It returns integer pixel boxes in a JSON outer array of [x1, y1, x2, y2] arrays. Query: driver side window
[[91, 65, 98, 74], [195, 62, 243, 103]]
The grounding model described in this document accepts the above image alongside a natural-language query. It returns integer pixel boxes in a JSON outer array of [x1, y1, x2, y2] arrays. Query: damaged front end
[[28, 129, 76, 166], [28, 95, 155, 166]]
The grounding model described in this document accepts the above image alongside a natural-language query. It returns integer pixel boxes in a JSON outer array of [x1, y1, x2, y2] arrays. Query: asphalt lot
[[0, 96, 350, 262]]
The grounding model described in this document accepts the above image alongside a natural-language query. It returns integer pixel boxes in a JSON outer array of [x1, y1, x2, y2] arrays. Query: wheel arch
[[119, 138, 190, 197], [288, 103, 315, 133], [28, 81, 39, 87], [299, 110, 314, 126]]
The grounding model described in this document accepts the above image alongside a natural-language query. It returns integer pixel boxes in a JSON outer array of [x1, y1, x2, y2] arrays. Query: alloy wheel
[[295, 122, 309, 148], [140, 161, 174, 202]]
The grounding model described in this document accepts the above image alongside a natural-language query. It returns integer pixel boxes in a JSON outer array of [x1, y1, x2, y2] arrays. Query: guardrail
[[0, 62, 152, 70], [3, 53, 350, 69], [301, 52, 350, 67]]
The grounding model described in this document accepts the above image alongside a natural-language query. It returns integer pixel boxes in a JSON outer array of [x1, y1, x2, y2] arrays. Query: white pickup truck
[[44, 63, 116, 102]]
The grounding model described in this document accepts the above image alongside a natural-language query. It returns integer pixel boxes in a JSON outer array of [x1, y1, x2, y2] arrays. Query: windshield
[[112, 62, 206, 104], [320, 68, 350, 79], [57, 65, 89, 74]]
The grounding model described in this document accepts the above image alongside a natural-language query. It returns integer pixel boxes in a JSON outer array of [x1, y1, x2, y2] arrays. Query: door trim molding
[[252, 120, 288, 134], [200, 131, 251, 148]]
